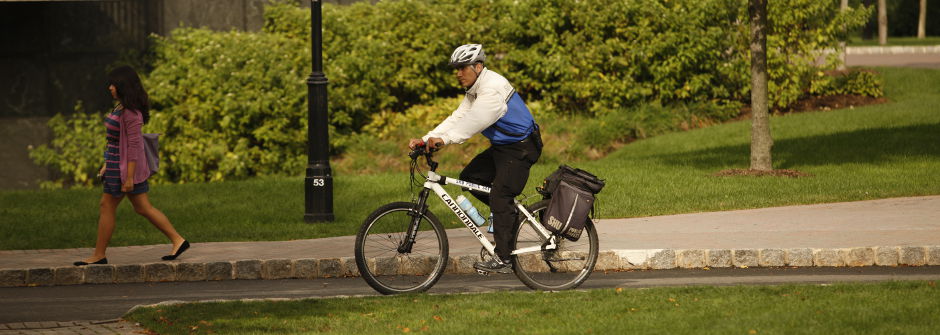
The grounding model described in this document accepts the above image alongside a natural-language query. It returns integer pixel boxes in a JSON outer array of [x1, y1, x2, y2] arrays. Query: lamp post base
[[304, 164, 334, 223], [304, 213, 335, 222]]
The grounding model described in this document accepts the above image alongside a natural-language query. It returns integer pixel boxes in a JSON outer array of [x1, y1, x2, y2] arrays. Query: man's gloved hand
[[426, 137, 445, 150], [408, 138, 425, 150]]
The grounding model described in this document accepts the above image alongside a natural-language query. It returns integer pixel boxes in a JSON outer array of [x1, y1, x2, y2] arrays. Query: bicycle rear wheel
[[512, 200, 598, 291], [355, 202, 449, 295]]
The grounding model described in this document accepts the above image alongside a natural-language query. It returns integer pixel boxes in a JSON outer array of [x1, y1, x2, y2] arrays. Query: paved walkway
[[846, 53, 940, 69], [0, 320, 142, 335], [2, 196, 938, 289], [840, 45, 940, 69]]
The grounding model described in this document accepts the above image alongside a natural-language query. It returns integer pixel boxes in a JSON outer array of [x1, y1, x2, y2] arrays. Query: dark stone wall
[[158, 0, 267, 35], [0, 1, 138, 118], [0, 117, 52, 189], [0, 0, 264, 189], [0, 0, 271, 119]]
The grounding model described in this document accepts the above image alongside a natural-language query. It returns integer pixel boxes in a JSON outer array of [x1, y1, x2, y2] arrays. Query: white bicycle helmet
[[449, 44, 486, 67]]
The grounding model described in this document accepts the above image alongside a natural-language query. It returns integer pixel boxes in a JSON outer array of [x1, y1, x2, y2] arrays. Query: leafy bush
[[766, 0, 872, 108], [267, 0, 872, 114], [28, 102, 107, 188], [266, 0, 470, 131], [30, 0, 880, 186], [144, 27, 310, 182], [492, 0, 750, 115], [810, 70, 885, 98]]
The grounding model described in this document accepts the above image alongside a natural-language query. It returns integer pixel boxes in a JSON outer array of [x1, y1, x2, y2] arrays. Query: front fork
[[399, 188, 431, 253]]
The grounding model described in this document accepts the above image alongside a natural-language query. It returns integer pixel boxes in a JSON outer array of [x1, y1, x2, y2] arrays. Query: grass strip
[[848, 36, 940, 47], [125, 280, 940, 335]]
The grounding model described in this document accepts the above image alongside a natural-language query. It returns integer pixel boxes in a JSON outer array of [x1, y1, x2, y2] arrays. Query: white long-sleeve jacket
[[423, 68, 517, 145]]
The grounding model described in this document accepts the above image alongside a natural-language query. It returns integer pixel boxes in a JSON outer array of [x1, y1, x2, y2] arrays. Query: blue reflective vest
[[481, 92, 536, 145]]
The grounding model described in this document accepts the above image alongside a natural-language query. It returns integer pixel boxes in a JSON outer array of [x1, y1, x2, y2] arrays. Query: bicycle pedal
[[475, 269, 491, 276]]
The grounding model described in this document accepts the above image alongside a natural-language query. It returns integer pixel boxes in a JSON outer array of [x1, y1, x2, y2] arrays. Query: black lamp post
[[304, 0, 334, 222]]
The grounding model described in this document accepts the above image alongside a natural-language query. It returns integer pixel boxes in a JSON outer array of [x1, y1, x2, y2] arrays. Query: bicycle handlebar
[[408, 141, 442, 160], [408, 141, 442, 171]]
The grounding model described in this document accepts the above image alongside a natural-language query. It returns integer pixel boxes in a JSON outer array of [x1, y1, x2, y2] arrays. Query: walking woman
[[74, 66, 189, 265]]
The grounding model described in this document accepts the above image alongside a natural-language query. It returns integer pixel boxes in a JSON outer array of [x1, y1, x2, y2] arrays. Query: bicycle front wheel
[[355, 202, 449, 295], [512, 200, 599, 291]]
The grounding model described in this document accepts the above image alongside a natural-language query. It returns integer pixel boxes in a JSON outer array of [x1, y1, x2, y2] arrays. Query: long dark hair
[[107, 65, 150, 124]]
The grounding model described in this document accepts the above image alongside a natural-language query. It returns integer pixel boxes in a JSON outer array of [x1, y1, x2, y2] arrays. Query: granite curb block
[[2, 246, 938, 287]]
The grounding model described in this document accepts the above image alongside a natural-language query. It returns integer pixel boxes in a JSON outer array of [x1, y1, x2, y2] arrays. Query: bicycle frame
[[357, 146, 598, 294], [408, 170, 558, 258]]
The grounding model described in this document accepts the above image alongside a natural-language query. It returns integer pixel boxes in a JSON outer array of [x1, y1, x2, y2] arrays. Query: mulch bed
[[735, 94, 888, 120], [784, 94, 888, 114]]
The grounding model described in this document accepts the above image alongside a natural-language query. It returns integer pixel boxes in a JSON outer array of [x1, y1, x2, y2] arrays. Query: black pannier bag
[[538, 165, 605, 241], [537, 165, 605, 197], [544, 181, 594, 241]]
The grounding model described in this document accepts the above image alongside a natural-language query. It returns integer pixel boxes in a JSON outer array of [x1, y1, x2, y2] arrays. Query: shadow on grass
[[654, 123, 940, 169]]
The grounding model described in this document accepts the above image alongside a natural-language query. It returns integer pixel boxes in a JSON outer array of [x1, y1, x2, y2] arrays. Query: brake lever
[[408, 147, 424, 160]]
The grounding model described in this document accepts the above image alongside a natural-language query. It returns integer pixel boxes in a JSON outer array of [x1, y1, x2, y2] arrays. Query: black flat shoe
[[74, 258, 108, 266], [162, 240, 190, 261]]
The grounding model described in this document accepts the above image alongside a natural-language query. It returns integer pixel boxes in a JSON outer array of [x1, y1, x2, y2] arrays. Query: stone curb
[[2, 246, 938, 287]]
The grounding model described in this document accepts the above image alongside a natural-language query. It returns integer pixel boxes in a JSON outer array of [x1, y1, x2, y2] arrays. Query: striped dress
[[103, 107, 149, 196]]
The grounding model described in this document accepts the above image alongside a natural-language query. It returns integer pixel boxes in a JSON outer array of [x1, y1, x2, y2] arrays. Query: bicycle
[[354, 143, 599, 294]]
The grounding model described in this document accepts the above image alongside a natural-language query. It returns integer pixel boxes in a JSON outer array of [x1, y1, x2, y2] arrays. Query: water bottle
[[456, 195, 486, 226], [487, 212, 495, 233]]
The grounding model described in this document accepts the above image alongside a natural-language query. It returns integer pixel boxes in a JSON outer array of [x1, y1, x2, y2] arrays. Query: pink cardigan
[[119, 108, 151, 184]]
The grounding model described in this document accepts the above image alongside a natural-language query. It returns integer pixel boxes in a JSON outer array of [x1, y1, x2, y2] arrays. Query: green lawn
[[124, 281, 940, 335], [1, 67, 938, 250]]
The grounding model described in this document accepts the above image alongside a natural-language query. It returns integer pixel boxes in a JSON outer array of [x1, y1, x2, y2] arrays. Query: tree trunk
[[749, 0, 772, 171], [862, 0, 876, 40], [838, 0, 849, 70], [918, 0, 927, 39], [878, 0, 888, 45]]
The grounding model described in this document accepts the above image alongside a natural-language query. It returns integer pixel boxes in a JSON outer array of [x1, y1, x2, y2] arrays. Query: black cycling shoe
[[473, 258, 513, 274]]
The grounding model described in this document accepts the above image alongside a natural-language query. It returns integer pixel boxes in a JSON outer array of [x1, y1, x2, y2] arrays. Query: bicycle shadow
[[651, 123, 940, 170]]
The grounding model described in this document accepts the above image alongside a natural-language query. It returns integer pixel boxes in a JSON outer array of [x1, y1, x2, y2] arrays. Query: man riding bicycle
[[408, 44, 543, 274]]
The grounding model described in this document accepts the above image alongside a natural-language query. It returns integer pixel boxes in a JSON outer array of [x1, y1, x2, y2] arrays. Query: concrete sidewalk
[[841, 45, 940, 69], [2, 196, 938, 287]]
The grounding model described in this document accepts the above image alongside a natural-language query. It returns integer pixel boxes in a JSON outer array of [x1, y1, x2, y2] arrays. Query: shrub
[[810, 69, 885, 98], [28, 102, 108, 188], [265, 0, 873, 115], [142, 27, 311, 182], [265, 0, 471, 131], [492, 0, 750, 116], [30, 0, 880, 186], [766, 0, 872, 108]]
